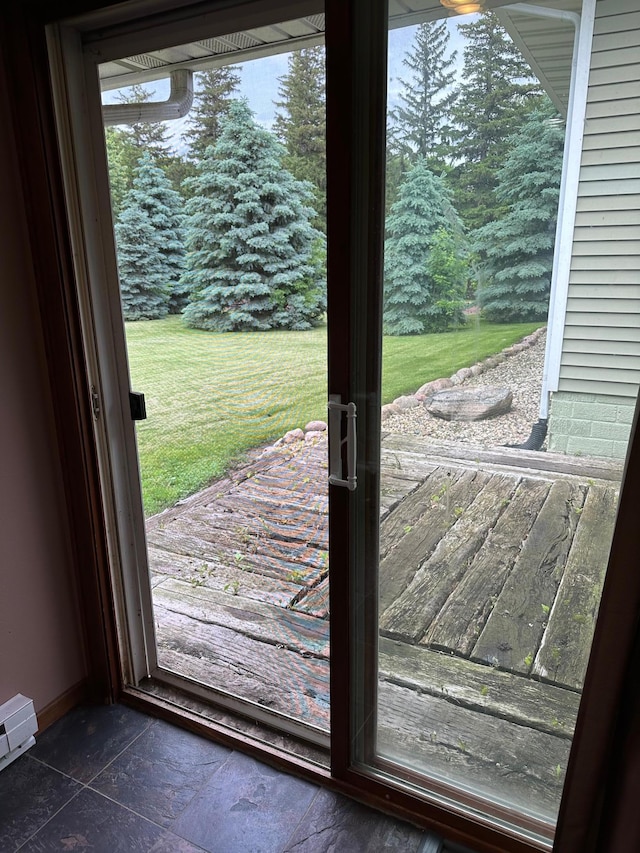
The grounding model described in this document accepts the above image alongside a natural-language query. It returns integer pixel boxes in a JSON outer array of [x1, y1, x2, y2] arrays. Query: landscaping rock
[[283, 428, 305, 443], [426, 385, 513, 421], [416, 377, 452, 397], [394, 395, 421, 410], [305, 420, 327, 432], [304, 430, 325, 442], [381, 403, 401, 420]]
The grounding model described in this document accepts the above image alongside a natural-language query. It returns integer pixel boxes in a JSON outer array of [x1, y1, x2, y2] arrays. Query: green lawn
[[126, 315, 541, 515]]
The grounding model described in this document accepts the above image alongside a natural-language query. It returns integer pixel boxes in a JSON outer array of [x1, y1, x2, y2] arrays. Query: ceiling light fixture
[[440, 0, 484, 14]]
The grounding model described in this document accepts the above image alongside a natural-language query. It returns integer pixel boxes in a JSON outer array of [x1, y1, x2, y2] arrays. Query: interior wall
[[0, 58, 88, 717]]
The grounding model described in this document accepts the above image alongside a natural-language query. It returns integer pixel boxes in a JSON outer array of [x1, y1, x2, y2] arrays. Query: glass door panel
[[354, 0, 638, 840], [100, 13, 330, 741]]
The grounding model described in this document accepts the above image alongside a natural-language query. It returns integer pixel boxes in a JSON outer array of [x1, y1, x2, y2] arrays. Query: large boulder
[[426, 386, 513, 421]]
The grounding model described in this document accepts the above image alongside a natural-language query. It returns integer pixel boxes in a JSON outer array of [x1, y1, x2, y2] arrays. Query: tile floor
[[0, 703, 463, 852]]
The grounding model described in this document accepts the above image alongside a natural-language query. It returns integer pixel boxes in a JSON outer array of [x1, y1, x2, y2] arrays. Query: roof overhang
[[98, 0, 583, 120]]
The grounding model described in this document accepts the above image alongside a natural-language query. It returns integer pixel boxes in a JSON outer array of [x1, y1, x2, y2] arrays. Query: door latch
[[129, 391, 147, 421], [328, 396, 357, 491]]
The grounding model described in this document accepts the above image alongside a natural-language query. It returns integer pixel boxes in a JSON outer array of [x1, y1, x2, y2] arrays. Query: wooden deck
[[146, 432, 621, 819]]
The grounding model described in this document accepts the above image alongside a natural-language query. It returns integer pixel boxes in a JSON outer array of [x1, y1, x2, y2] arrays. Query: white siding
[[560, 0, 640, 400]]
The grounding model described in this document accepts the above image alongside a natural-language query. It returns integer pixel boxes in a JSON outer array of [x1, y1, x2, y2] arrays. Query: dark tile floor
[[0, 703, 463, 852]]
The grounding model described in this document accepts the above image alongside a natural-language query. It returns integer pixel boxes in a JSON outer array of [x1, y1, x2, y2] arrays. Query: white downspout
[[503, 2, 596, 419], [102, 68, 194, 126]]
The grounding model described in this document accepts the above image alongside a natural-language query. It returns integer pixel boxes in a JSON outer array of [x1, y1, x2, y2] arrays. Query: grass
[[125, 315, 541, 515]]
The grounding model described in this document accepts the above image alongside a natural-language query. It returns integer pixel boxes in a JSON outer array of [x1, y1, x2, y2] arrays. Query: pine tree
[[474, 108, 565, 322], [127, 151, 187, 313], [449, 12, 544, 232], [184, 66, 241, 162], [273, 47, 326, 230], [115, 83, 173, 157], [181, 100, 325, 332], [384, 160, 467, 335], [389, 21, 458, 170], [114, 201, 170, 320]]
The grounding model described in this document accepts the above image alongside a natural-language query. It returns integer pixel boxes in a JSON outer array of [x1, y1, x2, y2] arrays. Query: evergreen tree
[[127, 151, 187, 313], [449, 13, 544, 231], [115, 83, 173, 157], [181, 100, 325, 332], [104, 126, 137, 217], [474, 108, 565, 322], [389, 21, 458, 169], [274, 47, 326, 229], [114, 201, 170, 320], [384, 160, 467, 335], [184, 66, 241, 161]]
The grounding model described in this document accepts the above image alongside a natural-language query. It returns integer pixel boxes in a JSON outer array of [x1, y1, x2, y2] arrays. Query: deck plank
[[423, 479, 551, 655], [382, 433, 624, 481], [534, 483, 619, 689], [379, 638, 579, 739], [378, 680, 569, 819], [379, 468, 492, 610], [155, 606, 329, 729], [154, 578, 329, 658], [472, 480, 586, 673], [295, 576, 329, 619], [147, 527, 326, 584], [148, 547, 299, 606], [379, 473, 519, 642]]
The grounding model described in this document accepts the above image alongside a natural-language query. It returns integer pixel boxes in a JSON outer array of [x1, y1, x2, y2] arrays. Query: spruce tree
[[449, 13, 544, 231], [104, 126, 137, 218], [274, 47, 326, 229], [474, 108, 565, 322], [111, 83, 191, 198], [184, 66, 241, 162], [389, 21, 458, 170], [384, 160, 467, 335], [115, 83, 173, 158], [181, 100, 325, 332], [114, 201, 170, 320], [127, 151, 187, 313]]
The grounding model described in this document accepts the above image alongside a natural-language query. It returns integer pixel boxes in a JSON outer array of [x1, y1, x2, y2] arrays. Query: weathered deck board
[[534, 483, 619, 689], [295, 576, 329, 619], [155, 578, 329, 658], [378, 680, 569, 819], [382, 433, 624, 481], [379, 473, 519, 642], [147, 527, 326, 584], [147, 547, 300, 607], [379, 638, 580, 739], [472, 480, 586, 673], [380, 473, 423, 519], [423, 479, 551, 655], [155, 605, 330, 728], [146, 430, 621, 817], [379, 468, 492, 610]]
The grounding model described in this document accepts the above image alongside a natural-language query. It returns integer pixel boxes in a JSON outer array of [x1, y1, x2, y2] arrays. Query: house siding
[[551, 0, 640, 458]]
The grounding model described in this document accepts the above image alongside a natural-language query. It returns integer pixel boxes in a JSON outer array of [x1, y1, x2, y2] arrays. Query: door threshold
[[120, 677, 330, 775]]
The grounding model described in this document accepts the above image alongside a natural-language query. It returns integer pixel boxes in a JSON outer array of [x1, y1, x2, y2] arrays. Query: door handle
[[328, 396, 357, 491]]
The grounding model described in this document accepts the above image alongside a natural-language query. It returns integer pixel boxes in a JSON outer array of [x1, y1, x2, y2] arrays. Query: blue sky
[[103, 19, 468, 153]]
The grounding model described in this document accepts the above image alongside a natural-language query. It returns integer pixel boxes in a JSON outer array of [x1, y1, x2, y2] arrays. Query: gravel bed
[[383, 331, 548, 448]]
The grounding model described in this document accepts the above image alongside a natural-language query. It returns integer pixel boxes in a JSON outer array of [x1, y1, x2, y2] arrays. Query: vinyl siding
[[559, 0, 640, 401]]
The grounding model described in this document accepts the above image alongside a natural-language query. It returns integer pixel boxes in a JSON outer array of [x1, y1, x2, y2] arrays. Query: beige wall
[[0, 69, 87, 716]]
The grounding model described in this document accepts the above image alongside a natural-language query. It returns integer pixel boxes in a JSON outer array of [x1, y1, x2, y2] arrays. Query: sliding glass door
[[341, 0, 640, 847], [49, 0, 640, 847]]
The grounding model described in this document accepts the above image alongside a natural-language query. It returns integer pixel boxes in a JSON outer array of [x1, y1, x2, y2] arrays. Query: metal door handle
[[328, 396, 357, 491]]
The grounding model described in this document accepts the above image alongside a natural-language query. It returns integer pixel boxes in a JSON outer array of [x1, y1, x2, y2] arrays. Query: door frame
[[42, 0, 640, 850]]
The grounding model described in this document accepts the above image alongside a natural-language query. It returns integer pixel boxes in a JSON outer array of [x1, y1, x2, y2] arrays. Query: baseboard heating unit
[[0, 694, 37, 772]]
